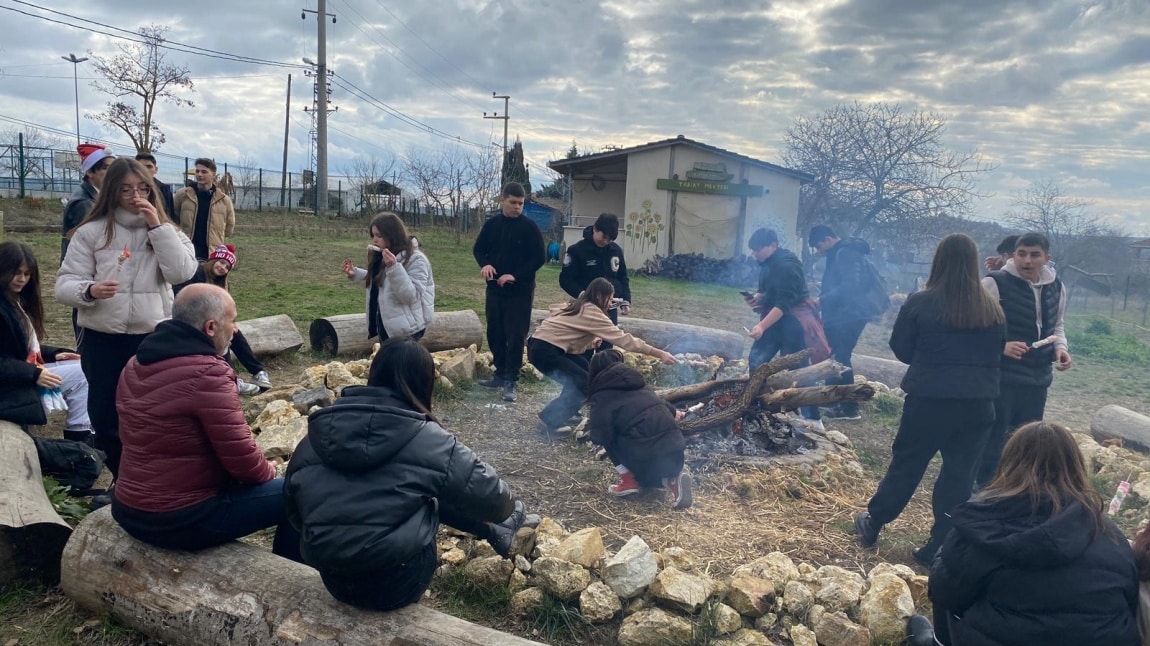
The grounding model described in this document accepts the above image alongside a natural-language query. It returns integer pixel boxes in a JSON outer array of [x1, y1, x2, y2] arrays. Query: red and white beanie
[[208, 244, 237, 268], [78, 143, 113, 174]]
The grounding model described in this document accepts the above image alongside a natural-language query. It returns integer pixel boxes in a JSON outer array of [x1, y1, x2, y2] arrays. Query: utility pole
[[484, 92, 510, 156], [303, 2, 336, 216], [280, 74, 291, 208], [61, 53, 88, 145]]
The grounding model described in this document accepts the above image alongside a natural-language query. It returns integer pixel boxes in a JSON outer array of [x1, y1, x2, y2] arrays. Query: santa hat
[[208, 244, 237, 268], [78, 143, 113, 174]]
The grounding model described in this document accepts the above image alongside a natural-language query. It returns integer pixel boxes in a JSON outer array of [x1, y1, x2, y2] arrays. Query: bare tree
[[88, 25, 194, 153], [232, 155, 261, 209], [782, 102, 991, 241], [1, 126, 66, 189], [342, 154, 399, 214], [403, 144, 500, 241], [1004, 178, 1119, 268]]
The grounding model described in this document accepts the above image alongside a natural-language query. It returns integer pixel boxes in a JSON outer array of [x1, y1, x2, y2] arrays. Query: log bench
[[1091, 405, 1150, 453], [238, 314, 305, 357], [61, 509, 544, 646], [310, 310, 484, 357], [0, 420, 72, 588]]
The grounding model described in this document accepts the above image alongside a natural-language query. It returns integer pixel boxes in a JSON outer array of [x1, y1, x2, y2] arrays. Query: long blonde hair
[[71, 158, 173, 250]]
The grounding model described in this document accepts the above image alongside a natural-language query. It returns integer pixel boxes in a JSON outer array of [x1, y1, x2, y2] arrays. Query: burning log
[[758, 384, 877, 412], [656, 355, 846, 404], [657, 350, 813, 404]]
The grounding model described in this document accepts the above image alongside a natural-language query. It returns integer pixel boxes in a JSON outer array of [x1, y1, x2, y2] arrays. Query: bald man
[[110, 284, 301, 560]]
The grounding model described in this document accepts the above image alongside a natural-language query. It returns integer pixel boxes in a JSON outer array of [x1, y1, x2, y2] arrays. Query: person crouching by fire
[[585, 349, 692, 508], [527, 278, 676, 436]]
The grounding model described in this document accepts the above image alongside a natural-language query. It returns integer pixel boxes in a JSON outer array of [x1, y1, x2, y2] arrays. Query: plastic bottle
[[1108, 481, 1131, 516]]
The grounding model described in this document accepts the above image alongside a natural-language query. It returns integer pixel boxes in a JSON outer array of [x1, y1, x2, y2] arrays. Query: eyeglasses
[[119, 185, 152, 196]]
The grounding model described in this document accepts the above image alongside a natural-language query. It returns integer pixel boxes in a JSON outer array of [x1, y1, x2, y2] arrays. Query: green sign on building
[[656, 162, 765, 197]]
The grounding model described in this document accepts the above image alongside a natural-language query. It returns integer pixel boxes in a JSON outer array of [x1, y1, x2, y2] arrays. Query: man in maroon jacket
[[110, 284, 300, 561]]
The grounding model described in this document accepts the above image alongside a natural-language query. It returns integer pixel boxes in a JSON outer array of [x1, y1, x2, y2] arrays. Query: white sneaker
[[253, 370, 273, 390], [237, 378, 261, 396]]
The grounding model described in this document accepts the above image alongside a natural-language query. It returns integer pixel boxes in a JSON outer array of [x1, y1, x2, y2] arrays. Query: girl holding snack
[[340, 212, 434, 341], [0, 241, 92, 443], [528, 278, 676, 434], [175, 244, 271, 394], [56, 157, 197, 477]]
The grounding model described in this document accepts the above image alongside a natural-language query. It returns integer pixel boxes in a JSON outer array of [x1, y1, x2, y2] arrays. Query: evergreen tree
[[501, 138, 532, 193]]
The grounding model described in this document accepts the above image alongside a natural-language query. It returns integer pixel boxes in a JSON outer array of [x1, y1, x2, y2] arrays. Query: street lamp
[[61, 53, 89, 145]]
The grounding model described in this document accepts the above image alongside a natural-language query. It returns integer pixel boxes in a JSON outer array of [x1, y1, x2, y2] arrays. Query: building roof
[[1129, 238, 1150, 249], [547, 134, 814, 183]]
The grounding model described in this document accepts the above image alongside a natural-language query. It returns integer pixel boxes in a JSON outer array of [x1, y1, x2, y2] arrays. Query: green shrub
[[1068, 330, 1150, 363], [1085, 318, 1114, 336]]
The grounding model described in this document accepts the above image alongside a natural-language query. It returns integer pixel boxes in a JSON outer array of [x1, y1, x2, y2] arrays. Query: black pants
[[485, 286, 534, 383], [228, 330, 267, 376], [79, 328, 149, 478], [606, 443, 684, 489], [527, 338, 589, 429], [975, 383, 1048, 487], [748, 314, 819, 420], [868, 395, 994, 544], [318, 501, 494, 612], [824, 318, 868, 415]]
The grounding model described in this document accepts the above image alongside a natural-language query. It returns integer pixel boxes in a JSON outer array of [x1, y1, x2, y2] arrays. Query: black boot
[[63, 429, 96, 447], [912, 538, 942, 569], [905, 614, 936, 646], [486, 500, 526, 559], [855, 512, 881, 549]]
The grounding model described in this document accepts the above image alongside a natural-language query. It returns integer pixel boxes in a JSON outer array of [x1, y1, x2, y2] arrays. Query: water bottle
[[1108, 481, 1131, 515]]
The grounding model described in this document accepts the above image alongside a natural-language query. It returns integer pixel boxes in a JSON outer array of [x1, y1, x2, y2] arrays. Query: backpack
[[859, 258, 891, 319], [33, 437, 106, 495]]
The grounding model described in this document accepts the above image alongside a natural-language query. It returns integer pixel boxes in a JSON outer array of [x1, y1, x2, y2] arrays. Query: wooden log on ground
[[1091, 405, 1150, 453], [310, 310, 484, 357], [0, 421, 72, 589], [529, 309, 749, 359], [852, 354, 908, 388], [655, 358, 847, 403], [237, 314, 304, 357], [61, 508, 544, 646], [679, 351, 811, 433], [758, 383, 876, 413]]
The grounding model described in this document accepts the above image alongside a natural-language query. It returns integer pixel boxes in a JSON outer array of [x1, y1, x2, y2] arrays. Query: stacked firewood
[[637, 253, 759, 287], [656, 350, 876, 433]]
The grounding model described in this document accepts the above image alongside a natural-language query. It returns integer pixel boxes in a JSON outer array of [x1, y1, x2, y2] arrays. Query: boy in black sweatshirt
[[472, 182, 546, 402]]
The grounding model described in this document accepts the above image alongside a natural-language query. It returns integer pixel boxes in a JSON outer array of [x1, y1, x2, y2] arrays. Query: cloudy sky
[[1, 0, 1147, 232]]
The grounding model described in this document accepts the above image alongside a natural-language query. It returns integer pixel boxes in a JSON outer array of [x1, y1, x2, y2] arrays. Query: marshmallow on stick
[[367, 244, 382, 253], [115, 244, 131, 274], [1031, 335, 1058, 349]]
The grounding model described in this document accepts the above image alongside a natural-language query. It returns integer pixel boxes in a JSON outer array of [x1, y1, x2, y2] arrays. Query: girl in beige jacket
[[527, 278, 675, 433]]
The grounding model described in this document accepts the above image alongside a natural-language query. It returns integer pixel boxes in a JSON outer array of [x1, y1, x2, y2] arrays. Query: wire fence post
[[17, 133, 25, 199], [258, 168, 263, 212]]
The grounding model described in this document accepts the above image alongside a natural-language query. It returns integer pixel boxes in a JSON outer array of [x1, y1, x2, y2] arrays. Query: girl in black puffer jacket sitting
[[586, 349, 692, 509], [284, 338, 526, 611]]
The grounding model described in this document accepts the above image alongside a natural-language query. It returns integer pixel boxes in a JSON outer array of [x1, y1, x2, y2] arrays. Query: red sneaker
[[665, 471, 693, 509], [608, 472, 641, 496]]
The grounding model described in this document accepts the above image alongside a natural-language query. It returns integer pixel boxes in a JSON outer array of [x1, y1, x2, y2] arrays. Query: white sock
[[615, 464, 631, 475]]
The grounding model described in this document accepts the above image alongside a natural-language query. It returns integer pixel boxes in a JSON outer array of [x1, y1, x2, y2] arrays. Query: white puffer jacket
[[56, 209, 198, 335], [351, 249, 435, 338]]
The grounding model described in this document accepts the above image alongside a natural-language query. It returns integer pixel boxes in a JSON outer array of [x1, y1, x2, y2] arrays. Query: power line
[[369, 0, 486, 90], [1, 1, 305, 70], [329, 72, 486, 148]]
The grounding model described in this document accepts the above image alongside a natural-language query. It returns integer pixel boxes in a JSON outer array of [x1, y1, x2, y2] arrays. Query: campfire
[[655, 350, 876, 461]]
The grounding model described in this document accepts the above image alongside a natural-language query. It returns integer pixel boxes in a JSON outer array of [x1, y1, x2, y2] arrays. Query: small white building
[[547, 135, 812, 266]]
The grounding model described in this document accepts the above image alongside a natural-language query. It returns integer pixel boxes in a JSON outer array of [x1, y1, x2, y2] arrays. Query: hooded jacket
[[587, 362, 683, 458], [819, 237, 876, 324], [349, 248, 435, 339], [981, 260, 1067, 388], [174, 185, 236, 257], [55, 209, 198, 335], [284, 386, 514, 572], [531, 302, 655, 356], [560, 225, 631, 302], [755, 247, 808, 317], [113, 319, 274, 513], [930, 496, 1139, 646]]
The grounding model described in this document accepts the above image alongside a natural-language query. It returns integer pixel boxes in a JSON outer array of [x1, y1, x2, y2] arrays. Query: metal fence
[[0, 139, 490, 228]]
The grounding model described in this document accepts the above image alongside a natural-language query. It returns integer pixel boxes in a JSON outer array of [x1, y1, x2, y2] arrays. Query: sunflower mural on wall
[[625, 200, 665, 254]]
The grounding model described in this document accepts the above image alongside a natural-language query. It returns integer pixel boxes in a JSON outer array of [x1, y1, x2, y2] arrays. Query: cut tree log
[[656, 357, 846, 404], [0, 421, 72, 589], [529, 309, 749, 359], [310, 310, 484, 357], [61, 508, 544, 646], [678, 351, 811, 434], [237, 314, 304, 357], [758, 384, 877, 412], [1091, 405, 1150, 454], [852, 354, 907, 389]]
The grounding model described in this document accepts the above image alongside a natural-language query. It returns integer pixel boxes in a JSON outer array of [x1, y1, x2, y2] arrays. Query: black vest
[[990, 271, 1061, 387]]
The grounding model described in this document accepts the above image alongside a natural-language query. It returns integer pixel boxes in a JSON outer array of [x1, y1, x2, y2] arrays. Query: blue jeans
[[748, 314, 819, 420], [527, 338, 590, 429], [113, 478, 302, 562]]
